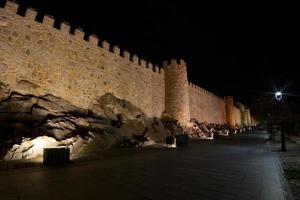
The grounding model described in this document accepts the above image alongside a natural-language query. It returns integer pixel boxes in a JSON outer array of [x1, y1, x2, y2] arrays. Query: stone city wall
[[234, 106, 242, 127], [0, 1, 165, 117], [0, 1, 253, 125], [188, 83, 226, 124]]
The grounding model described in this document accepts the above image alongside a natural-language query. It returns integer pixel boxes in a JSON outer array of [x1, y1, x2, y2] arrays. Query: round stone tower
[[163, 59, 190, 124], [225, 96, 236, 127], [236, 102, 247, 127], [245, 108, 251, 126]]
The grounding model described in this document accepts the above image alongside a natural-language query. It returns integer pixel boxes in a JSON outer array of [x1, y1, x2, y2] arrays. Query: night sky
[[3, 0, 300, 106]]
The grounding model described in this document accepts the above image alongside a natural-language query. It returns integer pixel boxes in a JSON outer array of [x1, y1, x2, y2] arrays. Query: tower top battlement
[[162, 59, 186, 68]]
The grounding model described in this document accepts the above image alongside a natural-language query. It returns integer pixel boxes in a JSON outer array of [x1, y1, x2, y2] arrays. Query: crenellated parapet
[[1, 0, 163, 75], [25, 7, 37, 20], [2, 0, 18, 13], [188, 82, 225, 103]]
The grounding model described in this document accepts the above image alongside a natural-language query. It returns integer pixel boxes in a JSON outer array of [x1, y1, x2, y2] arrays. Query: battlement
[[162, 59, 186, 68], [188, 82, 224, 102], [224, 96, 234, 102], [3, 0, 18, 13], [74, 28, 85, 40], [25, 7, 37, 20], [1, 0, 162, 75], [60, 21, 70, 33], [88, 34, 99, 46]]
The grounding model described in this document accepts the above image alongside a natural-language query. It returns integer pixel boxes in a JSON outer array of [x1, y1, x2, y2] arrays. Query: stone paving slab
[[0, 132, 291, 200]]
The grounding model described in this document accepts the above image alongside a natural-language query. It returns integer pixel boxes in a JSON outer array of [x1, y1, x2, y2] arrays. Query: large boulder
[[38, 116, 78, 140], [0, 85, 168, 160], [176, 119, 214, 139], [39, 94, 89, 116], [4, 136, 59, 160], [4, 135, 96, 160], [98, 93, 145, 121]]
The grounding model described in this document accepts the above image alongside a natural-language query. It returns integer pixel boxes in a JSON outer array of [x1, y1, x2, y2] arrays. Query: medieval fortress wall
[[0, 1, 253, 126], [188, 84, 226, 124], [234, 107, 242, 126], [0, 2, 165, 118]]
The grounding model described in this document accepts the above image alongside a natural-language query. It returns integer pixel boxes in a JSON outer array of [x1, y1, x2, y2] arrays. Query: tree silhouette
[[251, 94, 299, 133]]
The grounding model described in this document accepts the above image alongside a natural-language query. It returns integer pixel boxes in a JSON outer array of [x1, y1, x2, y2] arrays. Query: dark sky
[[4, 0, 300, 106]]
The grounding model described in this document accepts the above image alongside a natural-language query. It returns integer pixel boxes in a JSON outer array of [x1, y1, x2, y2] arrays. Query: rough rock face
[[159, 117, 215, 139], [171, 118, 236, 139], [0, 81, 169, 160], [4, 136, 59, 160], [4, 134, 99, 160], [183, 121, 214, 139], [0, 81, 10, 101]]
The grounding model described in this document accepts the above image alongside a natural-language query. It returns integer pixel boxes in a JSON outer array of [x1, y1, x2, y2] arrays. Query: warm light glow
[[32, 136, 58, 149]]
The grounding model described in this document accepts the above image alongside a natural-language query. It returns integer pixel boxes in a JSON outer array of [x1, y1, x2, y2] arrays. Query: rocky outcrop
[[176, 118, 242, 139], [4, 136, 59, 160], [0, 80, 246, 160], [184, 120, 214, 139], [3, 134, 103, 160], [0, 81, 169, 160]]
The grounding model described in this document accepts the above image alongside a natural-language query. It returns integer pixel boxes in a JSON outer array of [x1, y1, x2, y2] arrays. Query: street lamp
[[275, 91, 286, 152]]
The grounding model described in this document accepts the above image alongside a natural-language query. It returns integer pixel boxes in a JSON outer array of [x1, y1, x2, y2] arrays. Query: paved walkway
[[0, 131, 292, 200], [272, 136, 300, 200]]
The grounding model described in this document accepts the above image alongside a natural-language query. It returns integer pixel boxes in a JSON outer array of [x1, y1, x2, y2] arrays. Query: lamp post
[[267, 113, 273, 140], [275, 91, 286, 152]]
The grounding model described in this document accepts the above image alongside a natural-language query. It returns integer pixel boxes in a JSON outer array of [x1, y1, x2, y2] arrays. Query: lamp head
[[275, 91, 282, 101]]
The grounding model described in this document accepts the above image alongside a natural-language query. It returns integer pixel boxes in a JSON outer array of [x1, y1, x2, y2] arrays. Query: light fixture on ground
[[43, 146, 70, 165]]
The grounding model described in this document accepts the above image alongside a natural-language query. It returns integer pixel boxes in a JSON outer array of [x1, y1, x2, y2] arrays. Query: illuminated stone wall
[[164, 59, 190, 124], [0, 1, 250, 125], [225, 96, 236, 127], [245, 109, 251, 126], [0, 2, 165, 117], [235, 102, 247, 127], [234, 106, 242, 127], [188, 84, 226, 124]]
